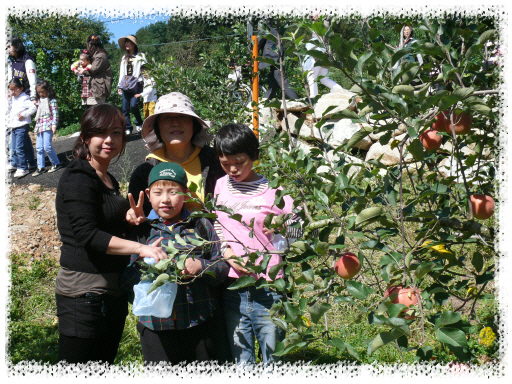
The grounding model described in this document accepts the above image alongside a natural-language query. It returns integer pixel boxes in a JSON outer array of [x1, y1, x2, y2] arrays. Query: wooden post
[[252, 35, 259, 138]]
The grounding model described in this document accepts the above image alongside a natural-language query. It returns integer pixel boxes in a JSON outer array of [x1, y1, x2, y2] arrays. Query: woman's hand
[[223, 248, 250, 275], [126, 191, 146, 226], [138, 237, 168, 262], [117, 89, 122, 95]]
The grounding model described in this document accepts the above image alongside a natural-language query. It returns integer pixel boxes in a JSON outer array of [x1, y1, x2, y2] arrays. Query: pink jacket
[[214, 175, 295, 281]]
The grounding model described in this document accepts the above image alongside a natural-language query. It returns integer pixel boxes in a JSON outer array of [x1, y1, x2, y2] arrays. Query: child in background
[[125, 162, 229, 364], [7, 78, 37, 178], [213, 123, 302, 364], [70, 50, 93, 108], [136, 65, 157, 119], [70, 50, 92, 77], [32, 79, 62, 176]]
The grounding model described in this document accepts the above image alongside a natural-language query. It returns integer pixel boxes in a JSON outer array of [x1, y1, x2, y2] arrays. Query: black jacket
[[56, 158, 130, 273]]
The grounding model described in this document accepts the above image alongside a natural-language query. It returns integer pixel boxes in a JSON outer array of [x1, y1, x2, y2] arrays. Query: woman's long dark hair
[[73, 104, 127, 160], [35, 79, 57, 101], [123, 35, 139, 62], [9, 36, 26, 58], [86, 34, 107, 57]]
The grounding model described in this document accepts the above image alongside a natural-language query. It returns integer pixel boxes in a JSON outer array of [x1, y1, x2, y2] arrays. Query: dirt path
[[8, 183, 61, 262]]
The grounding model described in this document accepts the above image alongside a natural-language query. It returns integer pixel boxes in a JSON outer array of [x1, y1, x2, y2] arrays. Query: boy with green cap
[[126, 162, 229, 364]]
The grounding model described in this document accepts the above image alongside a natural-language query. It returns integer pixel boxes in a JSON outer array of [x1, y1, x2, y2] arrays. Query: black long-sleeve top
[[56, 158, 130, 274]]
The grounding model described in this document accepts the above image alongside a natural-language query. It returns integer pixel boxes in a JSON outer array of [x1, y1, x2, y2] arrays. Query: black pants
[[137, 316, 220, 365], [265, 67, 298, 100], [56, 292, 128, 364]]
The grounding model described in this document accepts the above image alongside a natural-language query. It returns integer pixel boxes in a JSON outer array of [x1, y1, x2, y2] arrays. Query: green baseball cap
[[148, 162, 188, 188]]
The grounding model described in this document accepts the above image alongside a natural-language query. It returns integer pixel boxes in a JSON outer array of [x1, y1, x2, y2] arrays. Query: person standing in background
[[77, 34, 112, 110], [137, 65, 157, 120], [8, 36, 38, 104], [117, 35, 146, 136], [257, 20, 298, 100], [302, 11, 344, 103]]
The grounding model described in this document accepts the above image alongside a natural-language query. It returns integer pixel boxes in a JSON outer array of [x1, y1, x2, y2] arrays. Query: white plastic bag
[[132, 281, 178, 318], [272, 234, 295, 251]]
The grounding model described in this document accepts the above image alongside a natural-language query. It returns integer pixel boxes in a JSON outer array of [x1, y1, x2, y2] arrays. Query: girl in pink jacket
[[213, 123, 301, 365]]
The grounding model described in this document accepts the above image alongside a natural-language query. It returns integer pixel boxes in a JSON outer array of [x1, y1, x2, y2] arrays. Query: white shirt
[[6, 93, 37, 129]]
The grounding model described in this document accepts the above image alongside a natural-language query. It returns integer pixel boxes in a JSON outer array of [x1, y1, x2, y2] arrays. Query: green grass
[[56, 123, 81, 137]]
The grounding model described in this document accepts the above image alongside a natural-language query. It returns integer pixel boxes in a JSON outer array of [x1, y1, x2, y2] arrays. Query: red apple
[[420, 129, 442, 150], [433, 111, 449, 132], [470, 194, 495, 220], [334, 252, 361, 280], [445, 110, 472, 135], [384, 285, 420, 319]]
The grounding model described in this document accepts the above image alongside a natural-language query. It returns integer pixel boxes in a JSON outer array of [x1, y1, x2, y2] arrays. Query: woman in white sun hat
[[117, 34, 146, 135], [128, 92, 225, 228], [126, 91, 229, 362]]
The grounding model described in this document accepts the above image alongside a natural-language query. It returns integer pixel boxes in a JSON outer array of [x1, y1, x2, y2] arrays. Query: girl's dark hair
[[73, 104, 127, 160], [9, 36, 26, 57], [80, 50, 91, 62], [153, 115, 202, 145], [214, 123, 259, 161], [35, 79, 57, 101], [9, 78, 25, 91], [86, 34, 107, 56], [123, 35, 139, 62]]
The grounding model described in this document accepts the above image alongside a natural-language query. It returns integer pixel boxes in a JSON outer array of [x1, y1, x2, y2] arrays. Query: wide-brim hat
[[118, 35, 138, 50], [142, 92, 213, 152]]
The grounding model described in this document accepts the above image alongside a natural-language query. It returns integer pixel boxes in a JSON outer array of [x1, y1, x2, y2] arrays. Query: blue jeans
[[223, 285, 285, 364], [11, 125, 36, 170], [36, 130, 60, 169], [121, 91, 143, 130]]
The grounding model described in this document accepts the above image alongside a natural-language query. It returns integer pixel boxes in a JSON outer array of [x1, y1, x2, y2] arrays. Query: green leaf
[[436, 327, 469, 349], [477, 29, 497, 45], [434, 310, 461, 330], [346, 127, 373, 150], [283, 301, 301, 322], [327, 338, 360, 360], [415, 346, 434, 362], [392, 85, 415, 98], [174, 233, 187, 246], [407, 139, 425, 161], [465, 43, 483, 61], [314, 188, 330, 206], [330, 109, 361, 120], [268, 262, 287, 281], [155, 273, 170, 283], [367, 330, 404, 355], [227, 275, 257, 290], [472, 252, 484, 273], [309, 303, 331, 324], [355, 207, 384, 226], [346, 280, 374, 300], [415, 261, 437, 279]]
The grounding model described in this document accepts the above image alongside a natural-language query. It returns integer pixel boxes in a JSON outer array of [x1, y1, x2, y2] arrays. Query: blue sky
[[95, 14, 170, 43]]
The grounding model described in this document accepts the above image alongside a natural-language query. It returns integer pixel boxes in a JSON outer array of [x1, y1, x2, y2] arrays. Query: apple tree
[[237, 14, 500, 363]]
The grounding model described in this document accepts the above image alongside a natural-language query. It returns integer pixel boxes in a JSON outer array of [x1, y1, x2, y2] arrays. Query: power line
[[26, 33, 242, 53]]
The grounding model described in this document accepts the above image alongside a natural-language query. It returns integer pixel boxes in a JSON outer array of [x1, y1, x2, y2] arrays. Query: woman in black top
[[55, 104, 167, 364]]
